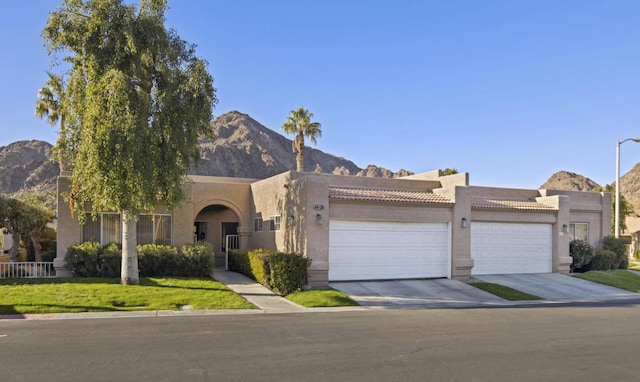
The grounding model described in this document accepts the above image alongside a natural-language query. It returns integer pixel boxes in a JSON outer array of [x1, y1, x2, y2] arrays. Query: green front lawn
[[0, 277, 256, 315], [574, 270, 640, 293], [286, 289, 359, 308], [628, 261, 640, 271], [469, 282, 543, 301]]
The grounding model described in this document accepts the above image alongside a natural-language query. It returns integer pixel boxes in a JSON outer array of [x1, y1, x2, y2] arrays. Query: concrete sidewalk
[[212, 268, 307, 313]]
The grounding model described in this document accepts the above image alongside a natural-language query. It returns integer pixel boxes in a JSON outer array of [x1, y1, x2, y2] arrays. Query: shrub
[[228, 249, 250, 275], [589, 249, 617, 271], [65, 241, 101, 276], [97, 242, 122, 277], [67, 241, 214, 278], [248, 249, 272, 286], [180, 242, 214, 277], [228, 248, 309, 296], [601, 236, 628, 269], [40, 250, 57, 262], [569, 240, 595, 273], [138, 244, 178, 277], [267, 253, 310, 295]]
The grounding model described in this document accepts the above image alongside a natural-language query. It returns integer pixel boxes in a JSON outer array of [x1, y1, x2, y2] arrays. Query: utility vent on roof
[[471, 198, 556, 211], [329, 187, 453, 205]]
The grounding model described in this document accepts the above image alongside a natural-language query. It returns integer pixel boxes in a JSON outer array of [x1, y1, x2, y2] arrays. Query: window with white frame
[[269, 215, 281, 231], [137, 214, 172, 245], [569, 223, 589, 242], [254, 217, 263, 232], [83, 213, 121, 245], [82, 213, 172, 245]]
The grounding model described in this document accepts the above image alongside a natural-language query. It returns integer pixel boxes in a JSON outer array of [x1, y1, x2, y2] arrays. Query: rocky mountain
[[0, 111, 412, 195], [620, 162, 640, 210], [0, 140, 59, 194], [539, 171, 601, 192]]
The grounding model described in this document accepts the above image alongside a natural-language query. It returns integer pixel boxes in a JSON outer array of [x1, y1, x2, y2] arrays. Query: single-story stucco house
[[55, 169, 611, 287]]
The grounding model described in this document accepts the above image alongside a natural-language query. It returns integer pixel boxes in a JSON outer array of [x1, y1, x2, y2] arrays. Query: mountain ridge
[[0, 110, 413, 195]]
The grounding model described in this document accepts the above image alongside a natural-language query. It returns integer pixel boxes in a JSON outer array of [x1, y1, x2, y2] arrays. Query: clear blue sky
[[1, 0, 639, 189]]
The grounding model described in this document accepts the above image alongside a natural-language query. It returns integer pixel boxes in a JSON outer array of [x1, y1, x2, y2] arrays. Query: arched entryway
[[194, 204, 240, 267]]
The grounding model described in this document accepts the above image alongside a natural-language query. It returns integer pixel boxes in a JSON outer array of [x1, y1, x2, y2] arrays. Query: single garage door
[[329, 220, 449, 281], [471, 222, 553, 275]]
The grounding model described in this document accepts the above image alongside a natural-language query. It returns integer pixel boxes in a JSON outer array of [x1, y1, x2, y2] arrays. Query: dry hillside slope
[[0, 111, 412, 195]]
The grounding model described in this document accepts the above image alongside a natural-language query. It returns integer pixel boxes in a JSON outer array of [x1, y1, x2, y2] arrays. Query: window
[[254, 218, 263, 232], [154, 215, 172, 244], [83, 213, 121, 245], [82, 213, 171, 245], [137, 214, 172, 245], [82, 213, 102, 243], [569, 223, 589, 242], [269, 215, 281, 231]]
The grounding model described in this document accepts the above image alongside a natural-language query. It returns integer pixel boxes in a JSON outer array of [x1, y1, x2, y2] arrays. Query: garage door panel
[[329, 220, 449, 281], [471, 222, 552, 275]]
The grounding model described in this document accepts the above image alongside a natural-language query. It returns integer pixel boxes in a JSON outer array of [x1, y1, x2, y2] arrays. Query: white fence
[[0, 262, 56, 278], [225, 235, 239, 270]]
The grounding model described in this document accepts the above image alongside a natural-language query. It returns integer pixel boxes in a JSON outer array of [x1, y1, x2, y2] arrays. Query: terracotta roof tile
[[472, 198, 556, 211], [329, 187, 453, 205]]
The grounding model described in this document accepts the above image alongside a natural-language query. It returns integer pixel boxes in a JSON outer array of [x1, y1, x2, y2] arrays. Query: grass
[[0, 277, 256, 315], [286, 289, 359, 308], [469, 282, 543, 301], [628, 261, 640, 271], [574, 269, 640, 293]]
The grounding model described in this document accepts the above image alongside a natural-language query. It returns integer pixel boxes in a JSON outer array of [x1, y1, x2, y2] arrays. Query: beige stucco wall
[[541, 189, 612, 248], [55, 170, 612, 285]]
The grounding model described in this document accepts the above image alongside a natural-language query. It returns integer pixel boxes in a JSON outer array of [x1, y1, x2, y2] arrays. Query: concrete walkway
[[212, 268, 306, 313]]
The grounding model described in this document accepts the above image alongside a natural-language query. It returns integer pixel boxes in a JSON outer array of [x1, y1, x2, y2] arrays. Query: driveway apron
[[473, 273, 639, 302], [330, 279, 506, 308]]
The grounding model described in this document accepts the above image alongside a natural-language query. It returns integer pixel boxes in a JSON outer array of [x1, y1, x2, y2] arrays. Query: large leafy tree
[[0, 194, 54, 262], [42, 0, 216, 285], [281, 107, 322, 172]]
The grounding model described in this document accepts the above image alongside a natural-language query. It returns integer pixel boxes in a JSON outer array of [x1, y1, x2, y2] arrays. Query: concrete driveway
[[473, 273, 639, 302], [331, 273, 640, 308], [330, 278, 507, 308]]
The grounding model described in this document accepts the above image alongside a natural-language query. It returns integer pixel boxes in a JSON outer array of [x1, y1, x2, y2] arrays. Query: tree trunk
[[32, 237, 41, 263], [9, 232, 20, 262], [121, 213, 139, 285], [296, 134, 305, 172]]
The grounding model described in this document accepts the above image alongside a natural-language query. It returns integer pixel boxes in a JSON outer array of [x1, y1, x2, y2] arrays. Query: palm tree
[[35, 72, 67, 170], [281, 107, 322, 172]]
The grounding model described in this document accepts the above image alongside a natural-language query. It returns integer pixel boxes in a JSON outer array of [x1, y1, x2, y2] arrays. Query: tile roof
[[329, 187, 453, 205], [471, 198, 556, 211]]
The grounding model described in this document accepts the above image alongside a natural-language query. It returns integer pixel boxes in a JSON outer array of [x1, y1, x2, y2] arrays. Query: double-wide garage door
[[471, 222, 553, 275], [329, 220, 449, 281]]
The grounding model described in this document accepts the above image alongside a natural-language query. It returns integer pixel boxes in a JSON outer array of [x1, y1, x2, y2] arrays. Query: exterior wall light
[[562, 224, 568, 233], [461, 217, 468, 228], [316, 213, 323, 225]]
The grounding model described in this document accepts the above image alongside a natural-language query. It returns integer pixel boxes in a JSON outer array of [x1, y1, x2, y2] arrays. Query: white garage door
[[471, 222, 553, 275], [329, 220, 450, 281]]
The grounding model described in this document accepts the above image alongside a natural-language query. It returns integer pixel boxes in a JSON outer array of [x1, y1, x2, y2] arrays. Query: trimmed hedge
[[267, 252, 309, 295], [65, 241, 214, 278], [228, 248, 310, 295]]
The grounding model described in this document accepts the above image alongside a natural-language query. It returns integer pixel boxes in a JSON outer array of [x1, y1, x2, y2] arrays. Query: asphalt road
[[1, 304, 639, 382]]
